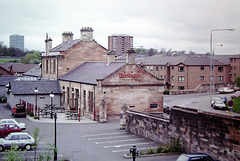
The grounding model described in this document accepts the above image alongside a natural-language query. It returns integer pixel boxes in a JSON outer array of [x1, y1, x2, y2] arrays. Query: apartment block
[[108, 34, 133, 56], [9, 34, 24, 51]]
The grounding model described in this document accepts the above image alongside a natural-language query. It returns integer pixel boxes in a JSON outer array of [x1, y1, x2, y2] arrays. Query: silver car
[[0, 119, 26, 130], [0, 132, 35, 151]]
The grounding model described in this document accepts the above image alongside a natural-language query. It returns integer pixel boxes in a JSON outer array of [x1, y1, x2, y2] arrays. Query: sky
[[1, 0, 240, 55]]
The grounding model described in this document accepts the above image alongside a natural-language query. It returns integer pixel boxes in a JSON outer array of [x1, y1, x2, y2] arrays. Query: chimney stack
[[62, 32, 74, 43], [45, 33, 52, 55], [80, 27, 94, 41], [126, 48, 135, 64], [107, 50, 116, 65]]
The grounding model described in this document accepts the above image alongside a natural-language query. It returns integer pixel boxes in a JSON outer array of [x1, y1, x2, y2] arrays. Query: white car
[[0, 119, 26, 130], [218, 87, 234, 94], [0, 132, 35, 151], [212, 100, 226, 109]]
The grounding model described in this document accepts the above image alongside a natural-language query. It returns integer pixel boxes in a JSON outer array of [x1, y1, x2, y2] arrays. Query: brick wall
[[126, 108, 240, 161]]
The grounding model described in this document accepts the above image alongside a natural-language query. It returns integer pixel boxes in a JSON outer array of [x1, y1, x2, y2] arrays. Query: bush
[[164, 90, 170, 95], [0, 97, 7, 103]]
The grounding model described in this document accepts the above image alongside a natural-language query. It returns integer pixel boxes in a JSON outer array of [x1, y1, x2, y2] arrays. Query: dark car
[[12, 104, 26, 117], [176, 153, 219, 161], [163, 102, 171, 114], [0, 123, 21, 138]]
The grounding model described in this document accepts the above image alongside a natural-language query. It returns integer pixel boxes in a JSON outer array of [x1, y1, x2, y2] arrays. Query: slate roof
[[59, 62, 126, 85], [0, 76, 19, 86], [141, 54, 230, 66], [23, 64, 41, 77], [209, 55, 240, 65], [10, 80, 61, 95], [0, 63, 37, 73], [51, 39, 81, 52]]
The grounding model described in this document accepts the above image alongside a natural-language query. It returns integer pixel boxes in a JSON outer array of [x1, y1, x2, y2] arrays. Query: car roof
[[9, 132, 28, 135], [0, 119, 16, 121], [183, 153, 209, 157]]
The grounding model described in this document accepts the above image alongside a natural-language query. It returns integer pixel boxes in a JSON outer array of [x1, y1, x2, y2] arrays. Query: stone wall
[[126, 108, 240, 161]]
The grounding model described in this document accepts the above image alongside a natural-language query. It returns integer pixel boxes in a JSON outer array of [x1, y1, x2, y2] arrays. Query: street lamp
[[210, 28, 234, 103], [212, 44, 223, 93], [34, 87, 38, 117], [54, 112, 57, 161], [50, 92, 54, 119]]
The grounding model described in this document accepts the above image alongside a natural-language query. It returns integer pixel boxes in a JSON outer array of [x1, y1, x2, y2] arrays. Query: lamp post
[[54, 112, 57, 161], [50, 92, 54, 119], [212, 44, 223, 94], [210, 28, 234, 104], [34, 88, 38, 117]]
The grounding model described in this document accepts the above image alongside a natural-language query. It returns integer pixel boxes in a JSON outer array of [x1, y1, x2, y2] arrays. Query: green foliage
[[163, 136, 184, 153], [3, 145, 25, 161], [0, 59, 20, 63], [20, 51, 41, 64], [232, 97, 240, 113], [235, 75, 240, 87], [164, 90, 170, 95], [0, 97, 7, 103]]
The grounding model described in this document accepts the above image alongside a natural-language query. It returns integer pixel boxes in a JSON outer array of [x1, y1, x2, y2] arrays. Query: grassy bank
[[0, 59, 20, 63]]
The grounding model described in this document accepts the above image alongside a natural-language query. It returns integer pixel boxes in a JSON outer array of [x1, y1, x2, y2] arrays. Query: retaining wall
[[126, 108, 240, 161]]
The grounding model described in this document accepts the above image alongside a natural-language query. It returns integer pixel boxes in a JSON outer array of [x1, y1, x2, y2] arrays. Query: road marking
[[82, 132, 127, 137], [112, 146, 158, 153], [88, 135, 133, 140], [95, 138, 144, 144], [103, 142, 155, 148]]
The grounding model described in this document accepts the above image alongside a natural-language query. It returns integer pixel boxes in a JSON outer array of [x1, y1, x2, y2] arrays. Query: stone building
[[41, 27, 108, 80], [59, 49, 164, 120]]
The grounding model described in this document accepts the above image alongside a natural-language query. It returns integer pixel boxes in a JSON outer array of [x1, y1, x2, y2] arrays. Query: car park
[[0, 119, 26, 130], [0, 123, 21, 138], [218, 87, 234, 94], [176, 153, 218, 161], [0, 132, 35, 151], [12, 104, 26, 117], [212, 100, 226, 109], [231, 91, 240, 99]]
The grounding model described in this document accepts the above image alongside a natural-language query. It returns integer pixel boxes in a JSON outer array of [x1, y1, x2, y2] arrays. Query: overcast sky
[[1, 0, 240, 54]]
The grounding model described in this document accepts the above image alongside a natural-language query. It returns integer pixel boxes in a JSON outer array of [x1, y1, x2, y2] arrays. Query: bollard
[[130, 145, 138, 161]]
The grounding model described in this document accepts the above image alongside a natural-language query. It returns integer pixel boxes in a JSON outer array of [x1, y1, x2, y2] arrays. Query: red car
[[231, 91, 240, 99], [0, 124, 21, 138]]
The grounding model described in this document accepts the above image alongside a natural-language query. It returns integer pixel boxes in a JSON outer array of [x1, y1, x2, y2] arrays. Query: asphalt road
[[0, 103, 180, 161]]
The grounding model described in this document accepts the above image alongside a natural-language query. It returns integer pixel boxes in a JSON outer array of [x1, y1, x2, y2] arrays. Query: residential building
[[141, 54, 240, 91], [0, 63, 37, 76], [108, 34, 133, 56], [9, 34, 24, 51]]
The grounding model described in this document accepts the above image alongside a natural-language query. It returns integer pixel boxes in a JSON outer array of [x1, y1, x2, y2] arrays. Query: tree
[[33, 127, 44, 161], [235, 75, 240, 87], [148, 48, 155, 56], [20, 51, 41, 64]]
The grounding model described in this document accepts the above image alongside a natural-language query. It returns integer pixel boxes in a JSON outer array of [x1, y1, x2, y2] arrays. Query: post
[[34, 88, 38, 117], [50, 92, 54, 119], [130, 145, 138, 161], [54, 113, 57, 161]]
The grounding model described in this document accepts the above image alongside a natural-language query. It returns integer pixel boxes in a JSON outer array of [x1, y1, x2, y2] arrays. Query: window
[[62, 86, 65, 104], [234, 66, 236, 70], [53, 60, 56, 74], [178, 66, 184, 72], [178, 86, 185, 90], [40, 97, 45, 100], [172, 76, 174, 80], [200, 76, 204, 80], [201, 66, 204, 70], [149, 66, 153, 71], [178, 76, 185, 82], [21, 135, 31, 140], [172, 66, 174, 70], [67, 87, 70, 104], [156, 66, 159, 71], [76, 89, 79, 108], [89, 91, 93, 112], [150, 104, 157, 108], [83, 90, 86, 110], [72, 88, 74, 107], [218, 76, 224, 82], [161, 66, 163, 70], [46, 60, 48, 74], [218, 67, 223, 72]]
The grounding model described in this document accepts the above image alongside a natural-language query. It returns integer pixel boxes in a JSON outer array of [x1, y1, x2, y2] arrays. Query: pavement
[[27, 112, 98, 124]]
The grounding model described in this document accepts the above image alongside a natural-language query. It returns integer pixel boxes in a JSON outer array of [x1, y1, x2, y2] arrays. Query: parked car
[[0, 119, 26, 130], [212, 100, 226, 109], [231, 91, 240, 99], [176, 153, 219, 161], [163, 102, 171, 114], [0, 123, 21, 138], [234, 86, 240, 91], [218, 87, 234, 94], [212, 96, 227, 104], [12, 104, 26, 117], [0, 132, 35, 151]]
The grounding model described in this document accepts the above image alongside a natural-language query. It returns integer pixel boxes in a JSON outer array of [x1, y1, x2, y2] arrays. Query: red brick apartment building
[[108, 34, 133, 56], [141, 54, 240, 91]]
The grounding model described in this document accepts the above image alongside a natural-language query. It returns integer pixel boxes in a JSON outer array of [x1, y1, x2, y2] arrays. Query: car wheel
[[0, 145, 4, 152], [25, 144, 32, 151]]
